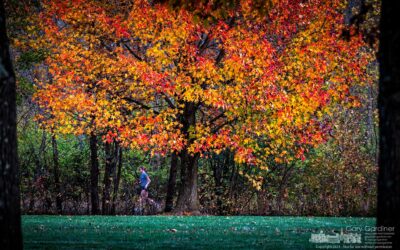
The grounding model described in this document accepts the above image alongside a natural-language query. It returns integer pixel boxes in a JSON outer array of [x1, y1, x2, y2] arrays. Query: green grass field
[[22, 216, 375, 249]]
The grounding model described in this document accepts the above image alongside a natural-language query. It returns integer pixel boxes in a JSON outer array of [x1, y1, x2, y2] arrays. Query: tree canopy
[[17, 0, 373, 211]]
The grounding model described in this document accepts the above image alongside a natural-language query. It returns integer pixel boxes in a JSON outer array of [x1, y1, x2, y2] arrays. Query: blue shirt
[[140, 172, 148, 188]]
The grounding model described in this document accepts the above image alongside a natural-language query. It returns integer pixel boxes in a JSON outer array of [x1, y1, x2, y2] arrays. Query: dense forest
[[6, 0, 379, 216]]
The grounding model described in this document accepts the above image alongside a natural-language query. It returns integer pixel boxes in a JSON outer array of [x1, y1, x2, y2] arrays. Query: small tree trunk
[[165, 152, 178, 212], [377, 1, 400, 248], [89, 133, 100, 215], [102, 141, 115, 215], [111, 146, 122, 214], [211, 156, 224, 215], [0, 1, 23, 247], [51, 134, 62, 214], [29, 130, 46, 212], [174, 151, 200, 213]]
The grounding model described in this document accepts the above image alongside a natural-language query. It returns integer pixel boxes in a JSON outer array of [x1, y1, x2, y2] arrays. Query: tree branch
[[123, 97, 160, 114], [215, 48, 225, 65], [122, 43, 144, 61], [161, 92, 176, 109], [211, 117, 237, 134], [209, 112, 225, 124]]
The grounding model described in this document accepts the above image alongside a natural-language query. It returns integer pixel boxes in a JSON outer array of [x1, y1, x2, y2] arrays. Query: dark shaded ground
[[22, 215, 375, 249]]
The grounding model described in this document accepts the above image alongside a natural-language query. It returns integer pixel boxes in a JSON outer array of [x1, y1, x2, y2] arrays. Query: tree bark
[[164, 152, 178, 212], [0, 1, 23, 248], [174, 151, 200, 213], [51, 134, 62, 214], [377, 0, 400, 248], [89, 133, 100, 215]]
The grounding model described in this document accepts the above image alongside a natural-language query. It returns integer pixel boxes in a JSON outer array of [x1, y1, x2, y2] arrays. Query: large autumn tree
[[30, 0, 370, 212]]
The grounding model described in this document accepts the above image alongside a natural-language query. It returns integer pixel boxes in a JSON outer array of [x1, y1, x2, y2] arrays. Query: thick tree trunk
[[174, 151, 200, 213], [111, 146, 122, 214], [51, 134, 62, 214], [0, 2, 23, 248], [377, 1, 400, 248], [164, 152, 178, 212], [89, 133, 100, 215], [174, 102, 201, 213]]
